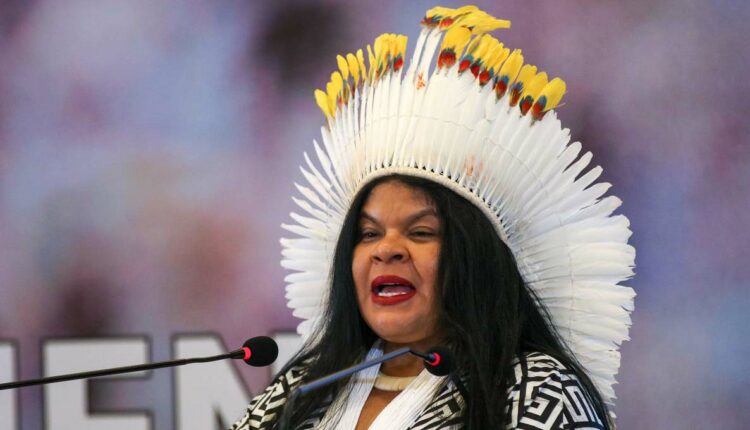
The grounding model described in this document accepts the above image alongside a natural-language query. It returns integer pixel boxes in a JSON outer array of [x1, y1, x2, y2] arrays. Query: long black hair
[[279, 174, 611, 429]]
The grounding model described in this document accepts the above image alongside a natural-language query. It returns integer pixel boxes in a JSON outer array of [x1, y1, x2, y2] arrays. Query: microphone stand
[[0, 349, 247, 390], [297, 346, 411, 395], [278, 347, 411, 430]]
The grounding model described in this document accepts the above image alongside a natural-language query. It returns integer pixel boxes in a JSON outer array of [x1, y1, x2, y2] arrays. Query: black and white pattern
[[228, 366, 319, 430], [229, 353, 604, 429], [506, 353, 606, 429]]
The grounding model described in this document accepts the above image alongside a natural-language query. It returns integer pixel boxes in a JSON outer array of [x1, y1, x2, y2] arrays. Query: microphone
[[410, 346, 455, 376], [0, 336, 278, 391], [295, 345, 455, 396], [239, 336, 279, 367]]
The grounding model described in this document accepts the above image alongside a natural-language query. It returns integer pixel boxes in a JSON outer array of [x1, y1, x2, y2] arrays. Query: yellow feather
[[391, 34, 408, 71], [373, 34, 385, 55], [515, 64, 538, 87], [336, 55, 349, 81], [463, 35, 483, 57], [314, 89, 331, 118], [424, 6, 453, 19], [367, 44, 376, 81], [385, 34, 395, 69], [473, 34, 493, 60], [521, 71, 548, 100], [330, 71, 343, 97], [487, 46, 509, 72], [325, 81, 337, 117], [396, 34, 408, 57], [424, 5, 479, 31], [328, 72, 345, 110], [388, 34, 398, 60], [356, 49, 366, 83], [538, 77, 567, 111], [424, 6, 509, 34], [440, 26, 471, 54], [374, 34, 387, 68], [425, 5, 477, 21], [484, 37, 502, 56], [458, 10, 511, 34], [498, 49, 524, 82], [346, 53, 360, 84], [507, 63, 536, 106], [482, 48, 499, 74], [479, 35, 504, 67]]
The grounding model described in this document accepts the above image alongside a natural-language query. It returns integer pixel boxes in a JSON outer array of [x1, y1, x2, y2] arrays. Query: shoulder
[[506, 352, 607, 429], [229, 363, 310, 430]]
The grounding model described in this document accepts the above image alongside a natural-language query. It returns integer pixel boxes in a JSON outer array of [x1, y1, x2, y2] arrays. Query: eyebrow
[[359, 208, 438, 226]]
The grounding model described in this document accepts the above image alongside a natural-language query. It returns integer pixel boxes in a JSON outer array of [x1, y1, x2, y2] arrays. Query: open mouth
[[374, 283, 415, 296], [371, 275, 416, 304]]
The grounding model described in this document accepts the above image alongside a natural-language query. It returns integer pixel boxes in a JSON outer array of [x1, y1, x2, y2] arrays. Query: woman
[[232, 5, 634, 429]]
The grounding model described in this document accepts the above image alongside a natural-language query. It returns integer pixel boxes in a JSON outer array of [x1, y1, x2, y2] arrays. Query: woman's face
[[352, 181, 442, 348]]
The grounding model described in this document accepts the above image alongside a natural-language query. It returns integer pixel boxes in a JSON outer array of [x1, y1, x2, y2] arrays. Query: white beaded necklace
[[373, 371, 417, 391]]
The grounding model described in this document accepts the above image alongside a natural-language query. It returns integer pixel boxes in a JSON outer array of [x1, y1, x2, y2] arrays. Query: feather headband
[[280, 4, 635, 406]]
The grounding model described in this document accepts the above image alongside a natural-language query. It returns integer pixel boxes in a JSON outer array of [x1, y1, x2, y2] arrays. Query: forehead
[[360, 181, 435, 216]]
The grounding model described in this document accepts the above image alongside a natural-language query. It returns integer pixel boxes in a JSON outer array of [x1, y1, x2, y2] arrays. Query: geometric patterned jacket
[[229, 352, 606, 429]]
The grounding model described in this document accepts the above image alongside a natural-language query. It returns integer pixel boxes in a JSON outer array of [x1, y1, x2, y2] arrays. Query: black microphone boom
[[294, 345, 455, 395], [296, 347, 410, 396], [0, 336, 278, 391]]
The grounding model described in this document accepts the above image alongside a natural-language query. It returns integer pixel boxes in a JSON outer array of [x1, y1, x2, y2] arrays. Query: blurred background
[[0, 0, 748, 428]]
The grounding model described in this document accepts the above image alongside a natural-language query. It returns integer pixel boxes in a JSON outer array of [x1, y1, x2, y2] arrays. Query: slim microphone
[[294, 345, 454, 396], [0, 336, 278, 391], [410, 346, 455, 376]]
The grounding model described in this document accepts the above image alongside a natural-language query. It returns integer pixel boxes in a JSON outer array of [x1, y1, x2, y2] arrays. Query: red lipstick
[[371, 275, 416, 305]]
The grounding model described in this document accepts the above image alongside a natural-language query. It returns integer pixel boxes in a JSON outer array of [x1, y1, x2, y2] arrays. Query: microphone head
[[242, 336, 279, 367], [424, 346, 454, 376]]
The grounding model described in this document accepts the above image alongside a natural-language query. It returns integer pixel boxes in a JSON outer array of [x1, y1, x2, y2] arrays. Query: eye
[[358, 228, 380, 242], [410, 228, 437, 239]]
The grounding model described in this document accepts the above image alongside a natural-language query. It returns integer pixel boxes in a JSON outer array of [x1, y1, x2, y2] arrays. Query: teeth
[[378, 290, 409, 297]]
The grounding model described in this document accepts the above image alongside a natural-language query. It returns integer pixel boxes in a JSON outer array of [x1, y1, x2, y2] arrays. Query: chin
[[370, 320, 430, 346], [377, 332, 417, 345]]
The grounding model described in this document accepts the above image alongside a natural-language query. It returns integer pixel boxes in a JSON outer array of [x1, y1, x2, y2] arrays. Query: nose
[[372, 232, 408, 264]]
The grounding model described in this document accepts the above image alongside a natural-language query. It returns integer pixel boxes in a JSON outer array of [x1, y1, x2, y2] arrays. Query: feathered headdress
[[280, 5, 635, 406]]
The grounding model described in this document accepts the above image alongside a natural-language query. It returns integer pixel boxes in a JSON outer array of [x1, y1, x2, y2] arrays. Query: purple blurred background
[[0, 0, 748, 428]]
